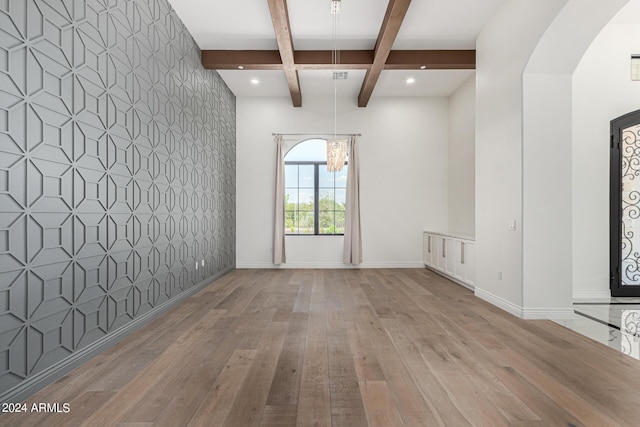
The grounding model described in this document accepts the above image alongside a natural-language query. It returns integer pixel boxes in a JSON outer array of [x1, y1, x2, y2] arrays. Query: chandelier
[[326, 0, 347, 172]]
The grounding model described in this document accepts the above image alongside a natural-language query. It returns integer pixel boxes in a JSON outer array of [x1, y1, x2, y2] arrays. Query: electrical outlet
[[507, 220, 516, 231]]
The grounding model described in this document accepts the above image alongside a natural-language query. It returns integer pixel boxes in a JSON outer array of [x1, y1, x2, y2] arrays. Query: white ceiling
[[219, 68, 475, 98], [168, 0, 508, 100]]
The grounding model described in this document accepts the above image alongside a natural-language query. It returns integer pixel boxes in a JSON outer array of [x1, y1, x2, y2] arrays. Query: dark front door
[[611, 110, 640, 296]]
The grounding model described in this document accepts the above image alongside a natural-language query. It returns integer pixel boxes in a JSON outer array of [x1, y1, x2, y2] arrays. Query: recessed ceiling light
[[419, 65, 427, 70], [238, 65, 244, 70], [406, 77, 416, 84], [251, 78, 259, 85]]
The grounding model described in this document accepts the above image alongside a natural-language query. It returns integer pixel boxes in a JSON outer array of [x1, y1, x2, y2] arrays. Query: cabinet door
[[423, 233, 432, 266], [445, 238, 456, 275], [435, 236, 446, 272], [429, 234, 438, 267], [453, 240, 466, 281], [462, 242, 476, 287]]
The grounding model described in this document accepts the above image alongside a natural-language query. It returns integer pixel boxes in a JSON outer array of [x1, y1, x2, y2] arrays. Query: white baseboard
[[474, 287, 523, 318], [474, 287, 573, 319], [520, 307, 574, 320], [236, 261, 425, 269], [572, 289, 610, 300]]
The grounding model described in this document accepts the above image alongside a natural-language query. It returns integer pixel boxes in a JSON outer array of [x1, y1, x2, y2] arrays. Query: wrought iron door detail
[[621, 310, 640, 359], [621, 124, 640, 285], [611, 110, 640, 296]]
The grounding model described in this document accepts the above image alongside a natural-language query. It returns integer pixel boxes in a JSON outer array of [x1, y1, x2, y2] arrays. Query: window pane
[[299, 189, 314, 210], [281, 155, 347, 236], [335, 211, 345, 234], [285, 210, 297, 234], [335, 166, 348, 188], [319, 164, 333, 187], [285, 139, 327, 162], [319, 211, 335, 234], [299, 165, 314, 188], [335, 189, 346, 210], [285, 189, 298, 208], [285, 164, 298, 187], [319, 188, 334, 211], [298, 211, 315, 234]]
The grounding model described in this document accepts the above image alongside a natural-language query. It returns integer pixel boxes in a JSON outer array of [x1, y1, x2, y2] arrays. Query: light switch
[[507, 220, 516, 231]]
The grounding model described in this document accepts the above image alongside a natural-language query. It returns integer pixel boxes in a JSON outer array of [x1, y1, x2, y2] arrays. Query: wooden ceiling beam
[[384, 50, 476, 69], [201, 50, 283, 70], [200, 0, 474, 106], [294, 50, 374, 70], [200, 50, 373, 70], [358, 0, 412, 107], [201, 49, 475, 71], [267, 0, 301, 107]]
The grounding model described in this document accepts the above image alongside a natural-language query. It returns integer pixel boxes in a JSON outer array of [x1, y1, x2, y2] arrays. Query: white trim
[[474, 287, 523, 318], [356, 262, 426, 268], [474, 287, 573, 319], [520, 307, 574, 320], [236, 261, 426, 269], [572, 289, 610, 300]]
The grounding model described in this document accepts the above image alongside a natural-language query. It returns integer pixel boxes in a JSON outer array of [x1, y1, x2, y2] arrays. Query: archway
[[521, 0, 630, 311]]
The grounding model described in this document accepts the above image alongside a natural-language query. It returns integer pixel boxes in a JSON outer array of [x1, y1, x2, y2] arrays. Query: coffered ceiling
[[167, 0, 507, 105]]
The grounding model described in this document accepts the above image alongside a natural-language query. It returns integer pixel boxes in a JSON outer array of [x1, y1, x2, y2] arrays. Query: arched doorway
[[518, 0, 632, 313], [611, 110, 640, 296]]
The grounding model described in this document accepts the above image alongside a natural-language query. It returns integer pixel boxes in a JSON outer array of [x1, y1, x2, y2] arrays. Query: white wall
[[572, 3, 640, 298], [475, 0, 568, 316], [448, 76, 476, 236], [521, 0, 627, 313], [476, 0, 628, 318], [236, 96, 449, 268]]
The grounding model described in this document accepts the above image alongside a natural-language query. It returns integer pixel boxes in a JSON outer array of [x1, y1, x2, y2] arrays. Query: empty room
[[2, 0, 640, 425]]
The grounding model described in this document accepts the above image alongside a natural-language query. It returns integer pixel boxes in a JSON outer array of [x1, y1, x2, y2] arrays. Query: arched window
[[284, 139, 348, 235]]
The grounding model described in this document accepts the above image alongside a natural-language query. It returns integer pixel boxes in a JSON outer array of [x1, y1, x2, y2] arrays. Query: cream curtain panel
[[273, 135, 286, 264], [343, 136, 362, 264]]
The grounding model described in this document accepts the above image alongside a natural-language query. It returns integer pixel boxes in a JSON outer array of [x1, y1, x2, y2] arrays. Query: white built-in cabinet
[[423, 231, 475, 290]]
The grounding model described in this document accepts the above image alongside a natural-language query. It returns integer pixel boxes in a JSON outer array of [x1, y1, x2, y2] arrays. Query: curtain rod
[[272, 132, 361, 137]]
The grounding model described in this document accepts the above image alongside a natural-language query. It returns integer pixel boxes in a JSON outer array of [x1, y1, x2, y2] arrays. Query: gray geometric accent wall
[[0, 0, 236, 396]]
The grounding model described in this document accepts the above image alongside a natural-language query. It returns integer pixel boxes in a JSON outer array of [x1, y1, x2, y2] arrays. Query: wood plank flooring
[[3, 268, 640, 426]]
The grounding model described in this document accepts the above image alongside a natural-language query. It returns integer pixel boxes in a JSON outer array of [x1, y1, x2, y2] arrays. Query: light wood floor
[[3, 269, 640, 426]]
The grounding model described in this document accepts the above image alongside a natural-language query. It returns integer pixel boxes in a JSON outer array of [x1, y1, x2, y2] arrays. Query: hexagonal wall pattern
[[0, 0, 236, 395]]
